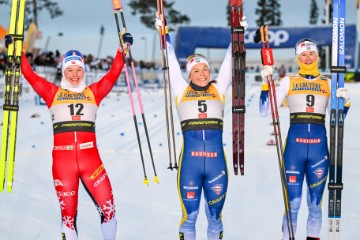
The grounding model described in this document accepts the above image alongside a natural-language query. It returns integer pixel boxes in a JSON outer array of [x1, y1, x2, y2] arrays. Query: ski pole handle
[[112, 0, 121, 11], [264, 25, 269, 45], [261, 25, 274, 66], [260, 26, 265, 45]]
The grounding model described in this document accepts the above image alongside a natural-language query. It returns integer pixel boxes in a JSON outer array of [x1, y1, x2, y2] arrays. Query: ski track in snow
[[0, 78, 359, 239]]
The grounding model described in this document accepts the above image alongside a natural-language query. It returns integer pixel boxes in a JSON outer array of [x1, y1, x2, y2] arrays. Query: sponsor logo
[[57, 92, 86, 101], [54, 179, 63, 187], [311, 156, 328, 168], [286, 170, 300, 175], [289, 176, 297, 183], [295, 138, 321, 144], [198, 113, 207, 118], [246, 29, 289, 46], [208, 193, 226, 205], [314, 168, 325, 178], [208, 170, 226, 183], [79, 141, 94, 150], [183, 182, 198, 190], [310, 176, 327, 188], [263, 49, 273, 65], [306, 106, 314, 113], [72, 115, 81, 121], [291, 82, 323, 92], [185, 90, 216, 98], [53, 145, 73, 150], [57, 191, 76, 197], [94, 173, 107, 187], [212, 184, 223, 195], [90, 164, 105, 180], [186, 192, 195, 199], [191, 151, 218, 158]]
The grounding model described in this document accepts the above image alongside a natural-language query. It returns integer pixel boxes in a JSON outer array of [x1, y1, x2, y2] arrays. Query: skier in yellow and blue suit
[[155, 15, 248, 240], [259, 38, 351, 240]]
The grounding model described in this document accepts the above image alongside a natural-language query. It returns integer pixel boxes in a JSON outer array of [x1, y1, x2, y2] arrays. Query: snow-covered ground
[[0, 76, 359, 239]]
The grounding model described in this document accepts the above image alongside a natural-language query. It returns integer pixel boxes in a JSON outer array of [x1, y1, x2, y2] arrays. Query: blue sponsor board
[[175, 25, 357, 68]]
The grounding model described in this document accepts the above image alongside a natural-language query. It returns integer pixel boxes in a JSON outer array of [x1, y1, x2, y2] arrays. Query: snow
[[0, 76, 359, 239]]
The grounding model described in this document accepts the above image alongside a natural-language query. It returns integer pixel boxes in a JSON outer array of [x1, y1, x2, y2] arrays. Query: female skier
[[6, 33, 133, 240], [156, 15, 248, 240], [260, 38, 351, 240]]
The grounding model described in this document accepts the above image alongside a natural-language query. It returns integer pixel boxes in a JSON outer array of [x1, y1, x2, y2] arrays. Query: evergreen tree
[[128, 0, 190, 31], [268, 0, 282, 26], [310, 0, 319, 25], [255, 0, 282, 26], [0, 0, 63, 28]]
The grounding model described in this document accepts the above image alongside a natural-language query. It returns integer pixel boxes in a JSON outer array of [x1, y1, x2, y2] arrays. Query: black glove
[[5, 35, 13, 48], [122, 33, 133, 46]]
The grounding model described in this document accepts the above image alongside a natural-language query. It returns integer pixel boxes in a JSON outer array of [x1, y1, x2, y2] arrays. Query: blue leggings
[[282, 123, 329, 239], [178, 129, 228, 240]]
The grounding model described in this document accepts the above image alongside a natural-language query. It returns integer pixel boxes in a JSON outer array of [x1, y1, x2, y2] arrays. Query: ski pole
[[114, 0, 158, 183], [254, 25, 295, 240], [156, 0, 177, 170], [111, 0, 150, 185]]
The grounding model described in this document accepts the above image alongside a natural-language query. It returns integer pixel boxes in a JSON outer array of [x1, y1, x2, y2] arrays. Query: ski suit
[[21, 50, 124, 240], [259, 73, 350, 239], [167, 43, 232, 240]]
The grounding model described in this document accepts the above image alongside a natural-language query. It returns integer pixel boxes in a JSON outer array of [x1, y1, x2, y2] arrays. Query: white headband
[[62, 54, 85, 72], [186, 54, 210, 76], [295, 40, 318, 56]]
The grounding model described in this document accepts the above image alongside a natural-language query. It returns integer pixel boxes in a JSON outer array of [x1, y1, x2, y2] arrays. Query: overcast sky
[[0, 0, 358, 61]]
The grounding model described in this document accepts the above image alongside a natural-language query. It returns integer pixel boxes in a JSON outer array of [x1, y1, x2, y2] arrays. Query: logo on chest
[[184, 90, 217, 99], [57, 92, 88, 101]]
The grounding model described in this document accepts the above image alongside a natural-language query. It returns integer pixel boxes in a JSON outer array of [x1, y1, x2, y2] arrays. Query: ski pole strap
[[180, 119, 223, 132], [290, 113, 325, 125], [2, 104, 19, 111], [7, 33, 24, 41], [53, 121, 96, 134]]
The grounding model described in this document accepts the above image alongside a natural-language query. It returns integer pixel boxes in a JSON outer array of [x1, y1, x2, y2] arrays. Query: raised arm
[[21, 52, 58, 107], [89, 49, 125, 104]]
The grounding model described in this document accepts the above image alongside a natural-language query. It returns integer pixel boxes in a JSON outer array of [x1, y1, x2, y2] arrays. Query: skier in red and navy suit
[[18, 33, 133, 240]]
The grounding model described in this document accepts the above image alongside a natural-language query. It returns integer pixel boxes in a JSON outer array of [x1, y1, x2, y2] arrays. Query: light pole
[[141, 36, 147, 61], [44, 32, 63, 52], [97, 25, 105, 59]]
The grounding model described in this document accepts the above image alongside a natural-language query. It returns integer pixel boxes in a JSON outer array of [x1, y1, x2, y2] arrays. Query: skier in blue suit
[[155, 14, 248, 240], [260, 38, 351, 240]]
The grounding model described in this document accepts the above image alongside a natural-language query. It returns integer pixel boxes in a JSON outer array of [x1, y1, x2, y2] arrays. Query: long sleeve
[[89, 50, 125, 105], [167, 42, 189, 100], [20, 52, 58, 107], [259, 77, 289, 117], [214, 44, 232, 95]]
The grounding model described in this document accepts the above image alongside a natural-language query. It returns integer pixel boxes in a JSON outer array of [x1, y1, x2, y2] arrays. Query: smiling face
[[189, 63, 211, 87], [298, 50, 318, 65], [63, 65, 85, 86]]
